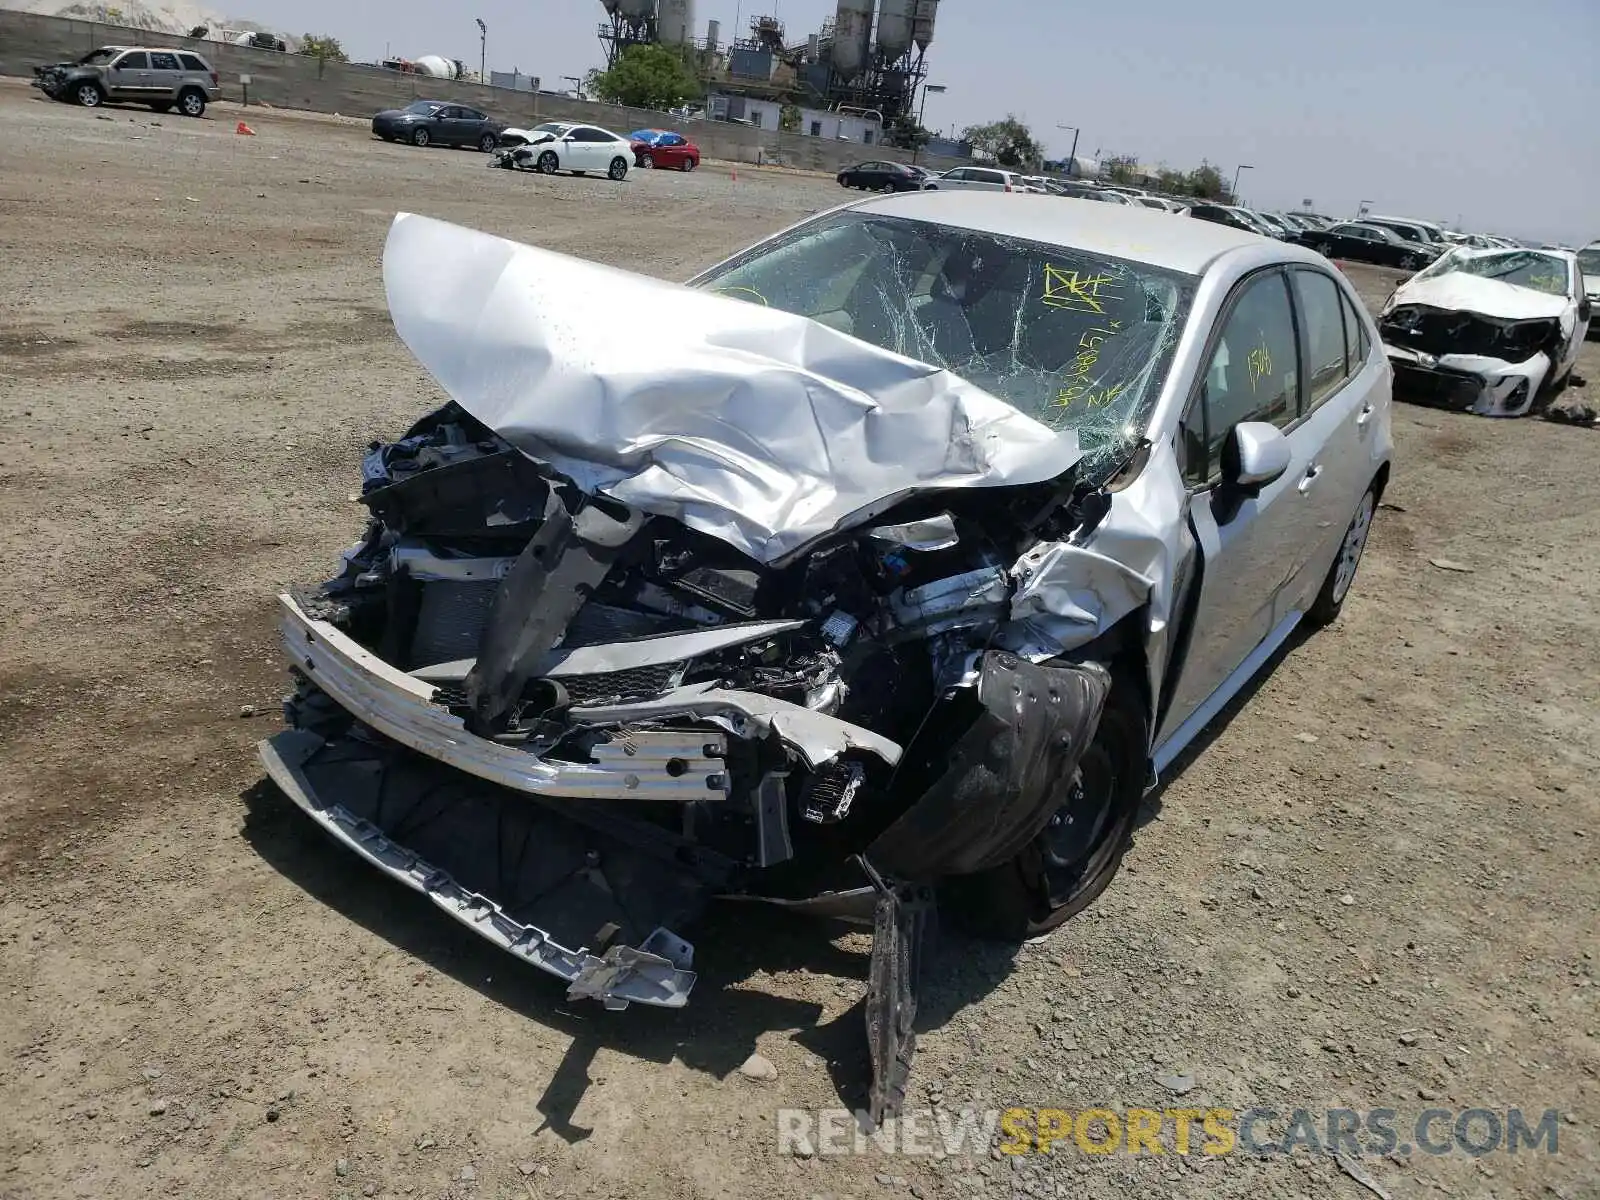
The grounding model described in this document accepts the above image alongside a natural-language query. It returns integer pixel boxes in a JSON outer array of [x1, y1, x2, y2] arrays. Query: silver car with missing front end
[[261, 194, 1392, 1121]]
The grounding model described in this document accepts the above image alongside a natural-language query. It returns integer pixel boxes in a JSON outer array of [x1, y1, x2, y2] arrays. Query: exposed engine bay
[[265, 401, 1133, 1121]]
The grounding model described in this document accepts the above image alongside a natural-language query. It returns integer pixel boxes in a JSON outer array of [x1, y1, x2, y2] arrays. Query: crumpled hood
[[1389, 271, 1568, 321], [382, 213, 1080, 564]]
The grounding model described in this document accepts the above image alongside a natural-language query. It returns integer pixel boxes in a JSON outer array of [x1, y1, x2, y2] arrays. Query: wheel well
[[1371, 461, 1391, 502], [1050, 613, 1153, 745]]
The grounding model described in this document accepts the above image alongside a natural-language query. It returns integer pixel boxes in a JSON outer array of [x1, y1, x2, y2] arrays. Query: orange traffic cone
[[236, 121, 256, 136]]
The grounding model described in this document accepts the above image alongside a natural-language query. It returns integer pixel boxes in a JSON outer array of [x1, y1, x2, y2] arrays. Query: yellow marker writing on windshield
[[1043, 266, 1122, 314]]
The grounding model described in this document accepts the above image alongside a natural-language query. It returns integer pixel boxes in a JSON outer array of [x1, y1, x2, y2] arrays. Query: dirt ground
[[1, 79, 1596, 1200]]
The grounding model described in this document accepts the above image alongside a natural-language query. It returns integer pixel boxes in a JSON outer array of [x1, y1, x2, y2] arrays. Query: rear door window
[[178, 53, 206, 70], [1290, 269, 1350, 410], [1340, 290, 1370, 370]]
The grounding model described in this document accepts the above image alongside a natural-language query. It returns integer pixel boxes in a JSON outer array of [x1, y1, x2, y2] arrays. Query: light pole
[[1231, 163, 1253, 204], [475, 18, 486, 82], [1055, 124, 1080, 177], [911, 83, 945, 166]]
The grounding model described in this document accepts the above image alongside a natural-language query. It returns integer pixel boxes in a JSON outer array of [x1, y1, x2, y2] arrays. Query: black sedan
[[836, 160, 924, 193], [372, 100, 504, 151], [1299, 223, 1441, 270]]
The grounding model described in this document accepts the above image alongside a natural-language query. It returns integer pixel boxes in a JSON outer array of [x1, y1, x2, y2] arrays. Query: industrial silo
[[658, 0, 694, 43], [831, 0, 875, 79], [706, 18, 721, 49], [912, 0, 939, 51], [875, 0, 912, 59]]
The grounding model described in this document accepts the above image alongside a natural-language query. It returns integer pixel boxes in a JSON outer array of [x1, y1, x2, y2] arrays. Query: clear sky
[[239, 0, 1597, 244]]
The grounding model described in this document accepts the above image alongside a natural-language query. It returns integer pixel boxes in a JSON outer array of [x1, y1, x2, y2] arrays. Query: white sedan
[[489, 122, 633, 181]]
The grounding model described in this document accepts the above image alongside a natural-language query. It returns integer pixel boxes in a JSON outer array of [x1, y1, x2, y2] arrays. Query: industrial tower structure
[[597, 0, 942, 128]]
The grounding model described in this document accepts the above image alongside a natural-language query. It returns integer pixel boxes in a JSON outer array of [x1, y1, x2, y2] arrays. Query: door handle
[[1356, 403, 1375, 427], [1297, 464, 1322, 494]]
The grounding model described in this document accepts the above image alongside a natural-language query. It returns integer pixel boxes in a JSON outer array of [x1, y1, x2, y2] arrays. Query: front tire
[[945, 679, 1146, 940], [75, 81, 104, 108], [1401, 253, 1421, 270], [1306, 486, 1376, 627], [411, 127, 430, 147], [478, 132, 497, 152], [640, 152, 655, 169], [683, 156, 696, 172], [536, 150, 559, 174], [177, 88, 205, 117], [608, 156, 628, 181]]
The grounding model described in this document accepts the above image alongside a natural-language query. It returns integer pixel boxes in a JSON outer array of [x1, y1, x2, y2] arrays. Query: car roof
[[1368, 213, 1444, 229], [851, 191, 1305, 275]]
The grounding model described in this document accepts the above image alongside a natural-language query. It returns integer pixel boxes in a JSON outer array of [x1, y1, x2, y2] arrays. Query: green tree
[[958, 115, 1040, 169], [300, 34, 348, 63], [1154, 166, 1188, 194], [1101, 153, 1140, 185], [1185, 160, 1228, 200], [885, 115, 930, 152], [588, 43, 700, 110]]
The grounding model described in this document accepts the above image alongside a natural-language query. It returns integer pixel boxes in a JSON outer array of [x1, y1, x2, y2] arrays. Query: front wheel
[[639, 152, 655, 169], [945, 680, 1146, 940], [478, 132, 497, 152], [682, 157, 696, 172], [411, 127, 430, 147], [74, 82, 104, 108], [536, 150, 559, 173], [1306, 486, 1376, 627], [1400, 253, 1421, 270], [177, 88, 205, 117], [608, 156, 628, 181]]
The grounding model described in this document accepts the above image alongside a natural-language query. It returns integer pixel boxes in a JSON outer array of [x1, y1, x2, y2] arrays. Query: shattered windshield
[[1577, 249, 1600, 277], [1416, 249, 1571, 296], [79, 48, 118, 64], [692, 211, 1195, 454]]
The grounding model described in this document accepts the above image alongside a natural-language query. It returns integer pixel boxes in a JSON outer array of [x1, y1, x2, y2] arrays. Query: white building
[[709, 95, 883, 145]]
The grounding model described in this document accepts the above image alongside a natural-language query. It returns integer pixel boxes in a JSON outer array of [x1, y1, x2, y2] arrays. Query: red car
[[629, 129, 700, 171]]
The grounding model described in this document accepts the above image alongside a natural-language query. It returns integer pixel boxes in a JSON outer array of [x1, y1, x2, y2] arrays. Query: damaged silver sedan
[[1379, 247, 1591, 416], [260, 195, 1392, 1118]]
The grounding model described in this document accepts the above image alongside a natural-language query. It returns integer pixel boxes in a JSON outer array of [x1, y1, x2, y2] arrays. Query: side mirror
[[1580, 299, 1593, 323], [1221, 422, 1291, 495]]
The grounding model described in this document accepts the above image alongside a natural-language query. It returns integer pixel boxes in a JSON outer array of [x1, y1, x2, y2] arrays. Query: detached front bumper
[[260, 729, 700, 1008], [1384, 344, 1549, 417]]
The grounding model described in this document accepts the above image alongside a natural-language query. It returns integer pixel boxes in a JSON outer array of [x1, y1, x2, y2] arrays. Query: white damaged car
[[1379, 247, 1591, 416]]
